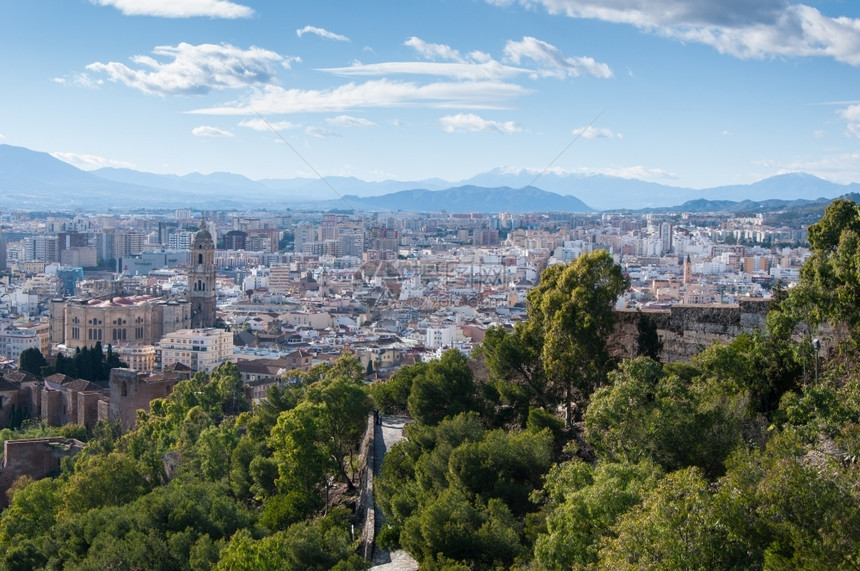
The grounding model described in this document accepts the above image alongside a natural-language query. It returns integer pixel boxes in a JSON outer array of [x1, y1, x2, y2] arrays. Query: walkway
[[370, 415, 418, 571]]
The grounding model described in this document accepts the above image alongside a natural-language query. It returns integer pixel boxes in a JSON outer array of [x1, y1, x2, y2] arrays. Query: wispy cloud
[[238, 118, 299, 131], [305, 126, 341, 138], [322, 60, 527, 81], [50, 151, 134, 170], [405, 37, 465, 61], [326, 115, 376, 128], [572, 125, 622, 139], [296, 26, 350, 42], [53, 73, 103, 88], [493, 1, 860, 66], [841, 104, 860, 137], [755, 151, 860, 184], [503, 37, 613, 78], [439, 113, 521, 133], [90, 0, 254, 18], [86, 43, 293, 95], [189, 79, 530, 115], [324, 36, 611, 80], [192, 125, 234, 137]]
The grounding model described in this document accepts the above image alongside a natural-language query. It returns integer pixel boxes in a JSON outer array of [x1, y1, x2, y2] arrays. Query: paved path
[[370, 415, 418, 571]]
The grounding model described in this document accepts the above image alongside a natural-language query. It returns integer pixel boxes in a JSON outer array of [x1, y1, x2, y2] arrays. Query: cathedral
[[189, 219, 217, 329]]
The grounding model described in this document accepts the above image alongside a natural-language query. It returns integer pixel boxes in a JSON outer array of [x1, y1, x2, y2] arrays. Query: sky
[[1, 0, 860, 192]]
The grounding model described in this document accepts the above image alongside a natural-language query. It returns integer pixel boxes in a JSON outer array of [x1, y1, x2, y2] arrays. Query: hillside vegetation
[[4, 199, 860, 569]]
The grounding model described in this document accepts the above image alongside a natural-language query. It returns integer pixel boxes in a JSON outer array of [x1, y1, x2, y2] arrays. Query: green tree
[[598, 467, 751, 569], [585, 357, 749, 477], [18, 347, 47, 376], [524, 250, 629, 423], [532, 458, 663, 570], [305, 372, 372, 491], [407, 349, 478, 426], [795, 198, 860, 344], [369, 362, 425, 415]]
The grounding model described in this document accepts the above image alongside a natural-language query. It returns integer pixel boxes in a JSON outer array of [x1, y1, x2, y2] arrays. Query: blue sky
[[1, 0, 859, 190]]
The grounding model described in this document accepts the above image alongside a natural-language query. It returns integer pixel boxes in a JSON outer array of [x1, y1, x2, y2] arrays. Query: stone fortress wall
[[611, 299, 772, 362]]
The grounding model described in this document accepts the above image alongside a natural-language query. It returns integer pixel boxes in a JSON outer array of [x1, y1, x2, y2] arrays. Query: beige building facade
[[50, 296, 191, 351]]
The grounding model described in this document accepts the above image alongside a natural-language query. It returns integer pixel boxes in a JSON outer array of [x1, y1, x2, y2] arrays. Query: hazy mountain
[[1, 143, 857, 212], [461, 169, 857, 210], [461, 169, 690, 210], [331, 185, 594, 213], [0, 144, 189, 209]]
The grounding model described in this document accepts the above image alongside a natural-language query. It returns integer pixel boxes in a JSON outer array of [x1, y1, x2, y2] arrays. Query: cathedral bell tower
[[189, 219, 216, 329]]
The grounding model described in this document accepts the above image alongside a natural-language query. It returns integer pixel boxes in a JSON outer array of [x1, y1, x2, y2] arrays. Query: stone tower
[[683, 254, 693, 285], [189, 219, 216, 329]]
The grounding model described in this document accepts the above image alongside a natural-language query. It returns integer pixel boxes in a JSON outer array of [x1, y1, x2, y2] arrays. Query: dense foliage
[[0, 357, 371, 570], [373, 205, 860, 569]]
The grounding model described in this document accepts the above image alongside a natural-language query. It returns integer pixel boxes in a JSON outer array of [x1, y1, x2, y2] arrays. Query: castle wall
[[109, 368, 178, 431], [610, 299, 771, 362], [0, 438, 84, 508]]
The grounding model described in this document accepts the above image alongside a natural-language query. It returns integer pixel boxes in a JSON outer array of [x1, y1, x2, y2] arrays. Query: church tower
[[189, 219, 216, 329]]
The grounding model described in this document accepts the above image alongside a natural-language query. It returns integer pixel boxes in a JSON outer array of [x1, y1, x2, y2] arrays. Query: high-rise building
[[189, 220, 217, 329]]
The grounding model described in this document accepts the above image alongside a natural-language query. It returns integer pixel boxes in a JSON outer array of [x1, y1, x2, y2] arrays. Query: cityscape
[[0, 197, 812, 379], [2, 0, 860, 568]]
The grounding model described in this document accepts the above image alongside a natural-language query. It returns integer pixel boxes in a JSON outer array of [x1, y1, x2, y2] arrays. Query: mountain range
[[1, 143, 857, 213]]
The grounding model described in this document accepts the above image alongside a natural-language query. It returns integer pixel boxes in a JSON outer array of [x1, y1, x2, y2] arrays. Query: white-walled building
[[158, 328, 233, 372]]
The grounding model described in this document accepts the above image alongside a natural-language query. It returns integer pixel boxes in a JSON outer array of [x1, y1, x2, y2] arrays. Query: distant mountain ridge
[[0, 143, 857, 212]]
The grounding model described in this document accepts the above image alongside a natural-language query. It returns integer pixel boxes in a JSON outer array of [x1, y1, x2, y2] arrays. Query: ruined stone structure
[[610, 299, 771, 362], [40, 374, 105, 431], [109, 368, 186, 431], [0, 438, 84, 508]]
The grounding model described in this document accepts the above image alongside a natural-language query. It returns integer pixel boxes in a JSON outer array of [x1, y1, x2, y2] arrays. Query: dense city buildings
[[0, 204, 812, 384]]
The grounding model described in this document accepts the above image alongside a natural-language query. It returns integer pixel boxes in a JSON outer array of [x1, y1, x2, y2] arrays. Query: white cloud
[[814, 129, 825, 138], [439, 113, 521, 133], [86, 43, 292, 95], [503, 37, 613, 78], [326, 115, 376, 128], [192, 125, 234, 137], [296, 26, 350, 42], [53, 73, 103, 88], [325, 37, 611, 80], [90, 0, 254, 18], [495, 1, 860, 66], [405, 37, 464, 61], [322, 60, 527, 81], [572, 125, 621, 139], [50, 151, 134, 170], [305, 126, 341, 138], [590, 165, 677, 180], [841, 104, 860, 137], [238, 118, 299, 131], [754, 151, 860, 184], [0, 133, 5, 139], [189, 79, 530, 115]]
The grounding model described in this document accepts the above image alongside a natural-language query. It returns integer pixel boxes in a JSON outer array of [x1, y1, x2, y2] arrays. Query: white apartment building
[[426, 324, 456, 349], [0, 328, 42, 361], [158, 328, 233, 372]]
